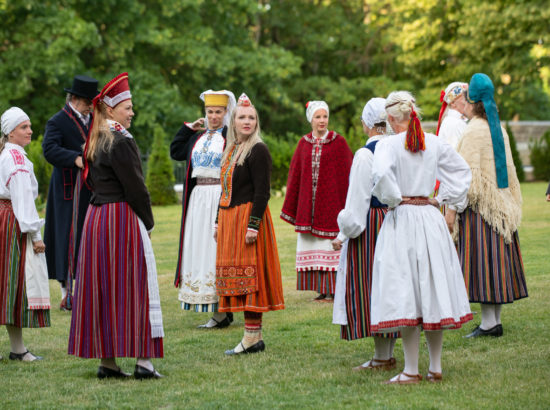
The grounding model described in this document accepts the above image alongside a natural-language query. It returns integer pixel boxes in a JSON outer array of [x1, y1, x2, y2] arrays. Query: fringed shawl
[[456, 117, 521, 243]]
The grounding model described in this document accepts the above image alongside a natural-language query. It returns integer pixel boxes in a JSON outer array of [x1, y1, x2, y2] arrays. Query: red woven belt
[[196, 178, 220, 186]]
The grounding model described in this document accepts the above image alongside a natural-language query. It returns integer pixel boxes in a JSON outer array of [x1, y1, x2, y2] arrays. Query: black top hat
[[64, 75, 100, 100]]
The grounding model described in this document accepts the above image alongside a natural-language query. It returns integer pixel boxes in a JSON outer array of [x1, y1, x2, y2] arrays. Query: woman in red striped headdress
[[215, 93, 284, 355], [68, 73, 164, 379]]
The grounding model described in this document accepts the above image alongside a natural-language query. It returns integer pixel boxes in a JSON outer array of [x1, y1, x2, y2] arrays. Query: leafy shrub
[[26, 134, 52, 206], [505, 123, 525, 182], [530, 129, 550, 181], [146, 126, 177, 205], [263, 132, 301, 191]]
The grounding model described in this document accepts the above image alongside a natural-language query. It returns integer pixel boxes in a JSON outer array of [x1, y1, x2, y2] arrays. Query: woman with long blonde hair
[[68, 73, 164, 379], [215, 93, 284, 355]]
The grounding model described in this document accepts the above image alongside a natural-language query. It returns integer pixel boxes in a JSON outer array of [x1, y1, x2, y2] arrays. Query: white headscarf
[[1, 107, 30, 136], [443, 82, 468, 104], [199, 90, 236, 128], [306, 101, 329, 123], [361, 98, 387, 129]]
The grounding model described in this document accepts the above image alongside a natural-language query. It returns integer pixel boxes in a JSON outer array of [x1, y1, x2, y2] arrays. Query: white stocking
[[137, 358, 154, 371], [100, 357, 118, 370], [212, 312, 227, 322], [389, 338, 397, 358], [494, 304, 502, 325], [60, 282, 67, 300], [6, 325, 25, 354], [481, 304, 497, 330], [425, 330, 443, 374], [373, 336, 392, 361], [400, 326, 421, 376]]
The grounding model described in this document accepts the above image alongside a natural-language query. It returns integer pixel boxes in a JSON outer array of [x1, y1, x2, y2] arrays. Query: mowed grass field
[[1, 182, 549, 409]]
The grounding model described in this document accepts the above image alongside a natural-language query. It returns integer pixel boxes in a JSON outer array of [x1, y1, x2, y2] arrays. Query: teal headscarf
[[466, 73, 508, 188]]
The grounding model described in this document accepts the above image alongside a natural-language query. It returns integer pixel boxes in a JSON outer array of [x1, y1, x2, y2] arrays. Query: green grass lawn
[[1, 183, 549, 409]]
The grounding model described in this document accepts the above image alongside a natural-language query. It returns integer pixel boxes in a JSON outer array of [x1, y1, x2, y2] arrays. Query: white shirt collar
[[69, 102, 90, 125]]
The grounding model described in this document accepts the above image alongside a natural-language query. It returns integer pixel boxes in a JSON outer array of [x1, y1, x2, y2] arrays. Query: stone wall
[[423, 121, 550, 181]]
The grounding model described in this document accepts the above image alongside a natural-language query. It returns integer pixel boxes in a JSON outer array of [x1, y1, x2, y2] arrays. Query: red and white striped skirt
[[68, 202, 163, 358], [0, 200, 50, 328]]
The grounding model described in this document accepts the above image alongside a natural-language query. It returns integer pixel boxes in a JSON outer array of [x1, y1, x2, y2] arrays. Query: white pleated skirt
[[370, 204, 472, 333], [178, 184, 221, 308]]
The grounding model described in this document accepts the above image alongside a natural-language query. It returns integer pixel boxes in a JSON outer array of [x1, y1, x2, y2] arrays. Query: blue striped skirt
[[458, 207, 528, 304], [340, 207, 398, 340]]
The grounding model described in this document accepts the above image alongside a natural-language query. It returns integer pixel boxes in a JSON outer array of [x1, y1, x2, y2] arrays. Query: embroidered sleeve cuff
[[248, 216, 261, 231], [247, 227, 258, 233]]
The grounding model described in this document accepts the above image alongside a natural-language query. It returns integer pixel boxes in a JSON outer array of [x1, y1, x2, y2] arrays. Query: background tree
[[146, 126, 177, 205], [1, 0, 549, 190]]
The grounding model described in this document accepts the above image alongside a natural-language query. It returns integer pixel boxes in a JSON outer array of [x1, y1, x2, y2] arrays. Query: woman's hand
[[213, 227, 218, 242], [32, 240, 46, 254], [445, 209, 457, 233], [546, 194, 550, 202], [245, 230, 258, 244], [332, 238, 343, 251], [190, 118, 206, 132]]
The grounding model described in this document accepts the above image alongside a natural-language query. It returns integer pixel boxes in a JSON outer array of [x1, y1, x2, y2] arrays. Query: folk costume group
[[0, 71, 529, 385]]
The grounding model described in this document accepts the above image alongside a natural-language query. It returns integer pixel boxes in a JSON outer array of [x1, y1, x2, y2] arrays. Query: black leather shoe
[[464, 324, 503, 338], [227, 312, 234, 323], [198, 314, 233, 329], [134, 365, 163, 380], [9, 350, 43, 361], [225, 340, 266, 356], [97, 366, 131, 379]]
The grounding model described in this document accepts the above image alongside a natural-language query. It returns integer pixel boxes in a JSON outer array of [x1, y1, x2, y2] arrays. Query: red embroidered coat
[[281, 131, 353, 238]]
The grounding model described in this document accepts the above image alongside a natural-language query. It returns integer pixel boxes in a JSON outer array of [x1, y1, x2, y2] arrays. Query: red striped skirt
[[216, 203, 285, 312], [68, 202, 163, 358], [297, 270, 337, 294], [458, 207, 528, 304], [0, 200, 50, 328], [340, 207, 398, 340]]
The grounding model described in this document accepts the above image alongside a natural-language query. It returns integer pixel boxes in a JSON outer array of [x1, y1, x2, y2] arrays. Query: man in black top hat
[[43, 74, 99, 310]]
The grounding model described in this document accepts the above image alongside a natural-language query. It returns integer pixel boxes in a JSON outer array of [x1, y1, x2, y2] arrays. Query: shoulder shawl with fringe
[[456, 117, 521, 243]]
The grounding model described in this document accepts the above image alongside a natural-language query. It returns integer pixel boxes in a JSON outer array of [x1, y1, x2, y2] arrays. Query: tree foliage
[[530, 130, 550, 181], [505, 123, 525, 183], [146, 126, 177, 205], [1, 0, 549, 189]]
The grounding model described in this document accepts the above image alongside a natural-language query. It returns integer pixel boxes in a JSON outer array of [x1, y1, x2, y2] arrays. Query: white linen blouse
[[0, 142, 43, 241], [372, 132, 471, 211], [335, 135, 383, 242]]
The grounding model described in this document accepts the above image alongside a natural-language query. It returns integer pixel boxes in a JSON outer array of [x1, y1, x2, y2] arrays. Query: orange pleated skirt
[[216, 202, 284, 312]]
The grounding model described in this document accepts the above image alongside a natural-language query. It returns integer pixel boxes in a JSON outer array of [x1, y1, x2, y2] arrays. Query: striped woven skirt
[[216, 203, 284, 312], [296, 233, 339, 294], [68, 202, 163, 358], [458, 207, 528, 304], [0, 200, 50, 328], [340, 207, 398, 340]]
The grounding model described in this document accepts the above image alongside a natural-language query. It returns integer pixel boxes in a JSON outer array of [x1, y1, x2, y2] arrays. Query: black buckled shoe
[[225, 340, 265, 356], [464, 324, 503, 338], [134, 365, 164, 380], [9, 350, 43, 362], [97, 366, 131, 379]]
